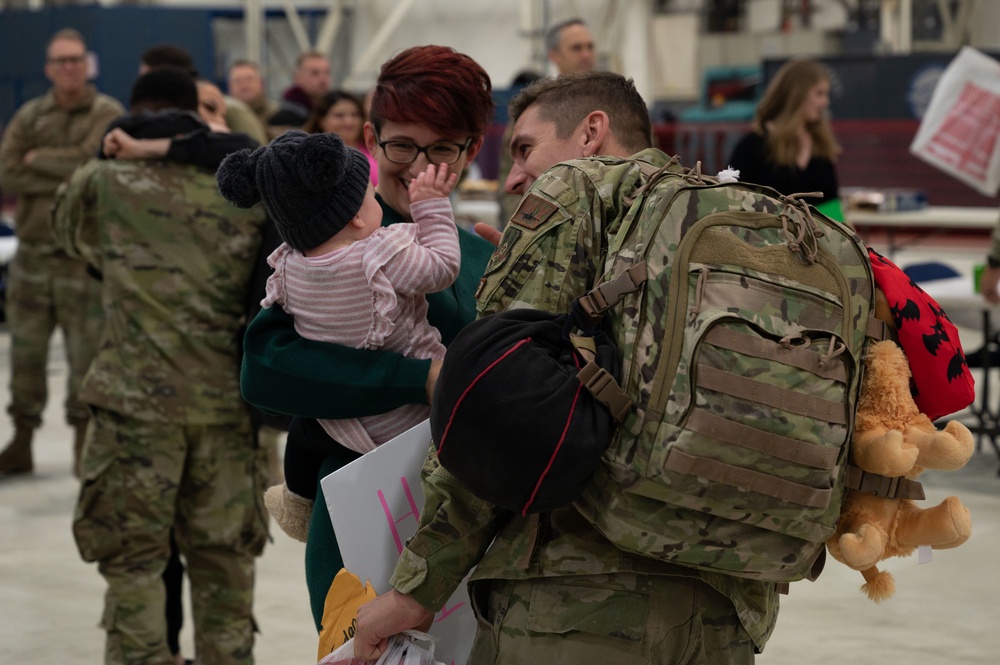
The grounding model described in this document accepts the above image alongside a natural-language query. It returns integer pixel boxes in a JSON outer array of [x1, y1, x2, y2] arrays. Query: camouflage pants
[[73, 408, 269, 665], [5, 248, 102, 427], [467, 573, 756, 665]]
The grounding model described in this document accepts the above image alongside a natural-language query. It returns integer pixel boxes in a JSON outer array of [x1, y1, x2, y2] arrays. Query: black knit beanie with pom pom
[[216, 130, 371, 252]]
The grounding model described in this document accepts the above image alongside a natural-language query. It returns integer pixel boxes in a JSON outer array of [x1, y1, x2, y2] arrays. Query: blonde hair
[[753, 58, 839, 166], [48, 28, 86, 50]]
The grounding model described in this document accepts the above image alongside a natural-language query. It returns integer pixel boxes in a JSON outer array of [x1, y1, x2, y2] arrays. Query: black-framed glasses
[[47, 55, 86, 66], [373, 131, 471, 165]]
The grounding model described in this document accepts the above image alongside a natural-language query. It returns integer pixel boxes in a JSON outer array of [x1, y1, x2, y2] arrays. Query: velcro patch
[[511, 194, 557, 230], [483, 225, 522, 277]]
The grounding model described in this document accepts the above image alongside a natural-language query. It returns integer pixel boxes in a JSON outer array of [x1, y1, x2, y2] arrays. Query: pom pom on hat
[[216, 130, 371, 252], [217, 147, 263, 208], [293, 131, 355, 192]]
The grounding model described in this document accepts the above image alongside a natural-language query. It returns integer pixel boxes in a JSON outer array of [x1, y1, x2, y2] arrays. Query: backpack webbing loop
[[663, 449, 833, 508], [704, 327, 848, 383], [685, 408, 840, 469], [845, 466, 926, 500], [866, 316, 896, 342], [697, 364, 850, 425]]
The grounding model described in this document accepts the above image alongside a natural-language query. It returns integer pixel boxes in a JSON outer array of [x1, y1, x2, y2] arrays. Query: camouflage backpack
[[562, 158, 881, 584]]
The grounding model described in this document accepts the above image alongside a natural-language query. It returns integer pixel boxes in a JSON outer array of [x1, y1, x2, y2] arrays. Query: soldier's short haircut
[[295, 50, 327, 69], [48, 28, 86, 50], [141, 44, 198, 79], [129, 67, 199, 114], [545, 18, 588, 53], [230, 59, 261, 73], [509, 71, 653, 154]]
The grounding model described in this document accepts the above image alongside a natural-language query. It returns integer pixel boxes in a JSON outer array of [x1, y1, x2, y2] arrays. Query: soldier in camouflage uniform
[[52, 69, 269, 665], [355, 73, 780, 664], [0, 28, 124, 475]]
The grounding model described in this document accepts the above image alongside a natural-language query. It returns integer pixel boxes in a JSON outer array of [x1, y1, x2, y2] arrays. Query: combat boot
[[0, 423, 34, 475], [72, 421, 88, 478]]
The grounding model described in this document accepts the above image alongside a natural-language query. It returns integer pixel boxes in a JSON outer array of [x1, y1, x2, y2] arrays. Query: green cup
[[974, 263, 986, 293]]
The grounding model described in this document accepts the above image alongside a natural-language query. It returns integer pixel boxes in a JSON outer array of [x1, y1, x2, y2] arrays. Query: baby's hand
[[408, 163, 458, 204]]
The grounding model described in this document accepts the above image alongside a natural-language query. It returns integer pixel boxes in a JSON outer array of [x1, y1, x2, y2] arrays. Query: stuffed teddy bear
[[827, 339, 974, 602]]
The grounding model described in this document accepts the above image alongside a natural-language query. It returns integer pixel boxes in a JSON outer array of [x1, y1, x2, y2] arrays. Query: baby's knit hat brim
[[217, 131, 372, 253]]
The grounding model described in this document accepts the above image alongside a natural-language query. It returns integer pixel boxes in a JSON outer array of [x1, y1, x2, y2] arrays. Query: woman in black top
[[728, 58, 840, 206]]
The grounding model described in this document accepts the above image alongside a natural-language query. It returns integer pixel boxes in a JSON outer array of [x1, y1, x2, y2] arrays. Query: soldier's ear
[[580, 110, 610, 158]]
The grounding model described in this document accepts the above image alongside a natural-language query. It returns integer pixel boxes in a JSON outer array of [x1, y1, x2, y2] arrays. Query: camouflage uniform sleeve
[[223, 98, 270, 146], [388, 164, 611, 611], [51, 159, 102, 268], [28, 98, 123, 181], [389, 444, 512, 611], [479, 163, 609, 317], [0, 102, 63, 195]]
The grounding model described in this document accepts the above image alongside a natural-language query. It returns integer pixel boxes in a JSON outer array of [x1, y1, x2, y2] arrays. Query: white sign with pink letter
[[321, 419, 475, 665]]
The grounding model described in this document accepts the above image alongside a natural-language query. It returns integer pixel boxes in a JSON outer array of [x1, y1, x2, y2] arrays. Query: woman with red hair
[[241, 45, 495, 629]]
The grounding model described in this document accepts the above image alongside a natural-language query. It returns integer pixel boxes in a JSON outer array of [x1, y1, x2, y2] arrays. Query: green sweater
[[241, 194, 494, 418]]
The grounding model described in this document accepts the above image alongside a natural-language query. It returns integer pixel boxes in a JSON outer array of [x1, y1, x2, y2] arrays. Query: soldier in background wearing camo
[[139, 44, 270, 147], [52, 68, 269, 665], [0, 28, 124, 476], [354, 72, 779, 665]]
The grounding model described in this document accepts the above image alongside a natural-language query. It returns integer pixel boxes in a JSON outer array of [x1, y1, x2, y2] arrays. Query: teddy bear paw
[[837, 523, 886, 570], [854, 429, 920, 476], [934, 496, 972, 549]]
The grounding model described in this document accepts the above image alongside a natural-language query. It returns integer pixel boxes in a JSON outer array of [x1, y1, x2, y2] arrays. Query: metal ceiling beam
[[344, 0, 418, 88]]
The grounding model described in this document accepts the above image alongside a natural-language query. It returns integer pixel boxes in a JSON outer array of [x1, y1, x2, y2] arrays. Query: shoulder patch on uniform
[[484, 226, 521, 276], [511, 194, 558, 230]]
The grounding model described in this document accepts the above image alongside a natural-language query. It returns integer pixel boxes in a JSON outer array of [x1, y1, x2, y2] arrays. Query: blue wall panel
[[0, 6, 219, 126]]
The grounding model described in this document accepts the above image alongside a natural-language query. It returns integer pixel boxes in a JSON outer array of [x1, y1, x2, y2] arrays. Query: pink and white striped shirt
[[261, 197, 461, 452]]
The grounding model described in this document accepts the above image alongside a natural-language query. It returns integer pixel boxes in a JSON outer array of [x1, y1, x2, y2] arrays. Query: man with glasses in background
[[0, 28, 123, 476]]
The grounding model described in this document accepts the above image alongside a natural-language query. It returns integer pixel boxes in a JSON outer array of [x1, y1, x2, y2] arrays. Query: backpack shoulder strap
[[578, 262, 648, 322]]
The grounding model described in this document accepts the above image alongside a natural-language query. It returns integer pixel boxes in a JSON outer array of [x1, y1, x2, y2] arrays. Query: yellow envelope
[[317, 568, 378, 660]]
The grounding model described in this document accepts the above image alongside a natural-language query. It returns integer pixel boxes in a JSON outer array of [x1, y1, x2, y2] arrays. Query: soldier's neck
[[53, 86, 86, 109]]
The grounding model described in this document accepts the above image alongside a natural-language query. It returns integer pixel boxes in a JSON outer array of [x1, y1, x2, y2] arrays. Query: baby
[[217, 130, 460, 540]]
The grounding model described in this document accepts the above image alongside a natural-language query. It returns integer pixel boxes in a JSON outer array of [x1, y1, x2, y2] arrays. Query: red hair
[[369, 45, 493, 139]]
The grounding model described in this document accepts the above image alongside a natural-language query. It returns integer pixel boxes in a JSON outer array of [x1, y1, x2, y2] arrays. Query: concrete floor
[[1, 238, 999, 664]]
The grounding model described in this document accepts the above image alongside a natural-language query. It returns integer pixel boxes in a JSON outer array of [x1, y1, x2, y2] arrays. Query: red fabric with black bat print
[[868, 248, 975, 420]]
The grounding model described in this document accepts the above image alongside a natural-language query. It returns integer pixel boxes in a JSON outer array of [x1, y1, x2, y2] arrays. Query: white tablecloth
[[919, 276, 1000, 333], [0, 236, 17, 265]]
